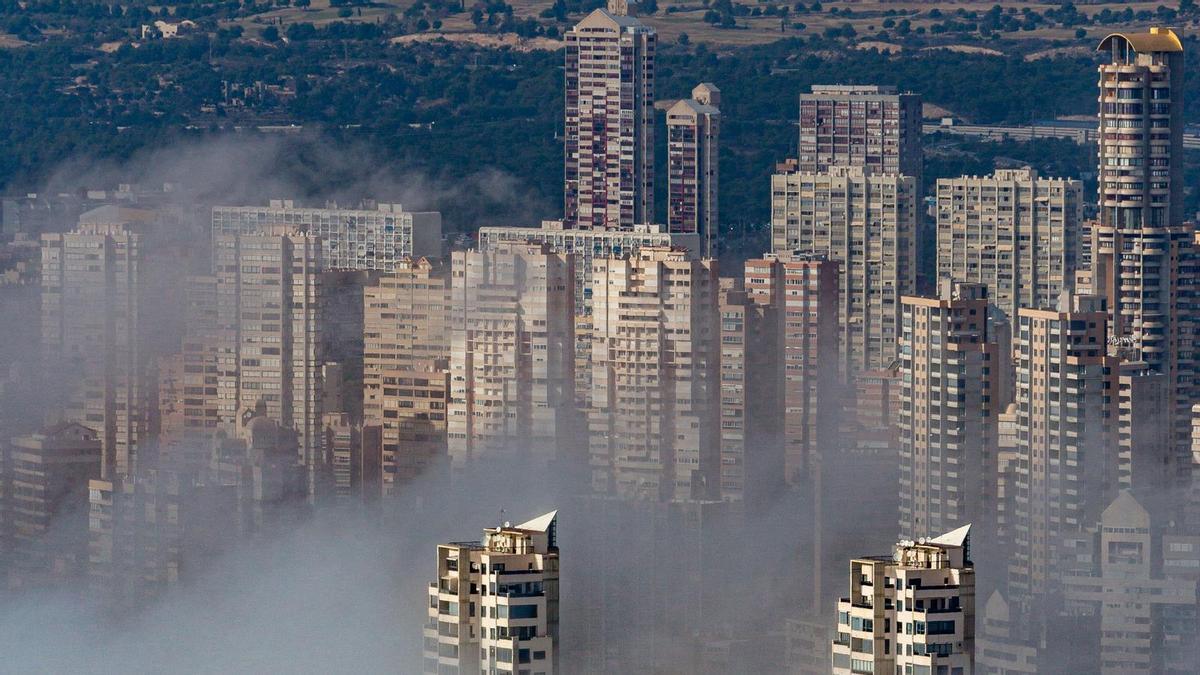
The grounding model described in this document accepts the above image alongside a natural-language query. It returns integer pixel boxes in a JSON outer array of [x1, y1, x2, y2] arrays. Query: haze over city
[[1, 1, 1200, 673]]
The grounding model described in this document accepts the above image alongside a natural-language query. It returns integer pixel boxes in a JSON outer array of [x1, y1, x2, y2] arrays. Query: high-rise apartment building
[[898, 282, 1001, 541], [0, 422, 101, 587], [667, 83, 720, 255], [1117, 362, 1171, 494], [936, 168, 1084, 321], [564, 0, 655, 229], [87, 468, 237, 610], [1062, 491, 1199, 675], [41, 223, 148, 478], [477, 222, 699, 317], [832, 525, 976, 675], [798, 85, 923, 187], [1008, 295, 1119, 601], [478, 222, 700, 412], [1091, 28, 1197, 492], [363, 259, 450, 494], [448, 244, 576, 469], [212, 201, 442, 271], [744, 252, 840, 485], [715, 279, 785, 507], [771, 166, 918, 375], [1097, 28, 1183, 231], [221, 232, 323, 483], [180, 232, 324, 492], [588, 246, 719, 502], [424, 511, 559, 675]]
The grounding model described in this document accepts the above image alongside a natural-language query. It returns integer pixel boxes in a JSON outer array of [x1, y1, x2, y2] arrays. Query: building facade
[[448, 244, 576, 469], [1008, 295, 1119, 601], [771, 166, 918, 376], [744, 252, 840, 485], [832, 525, 976, 675], [898, 282, 1000, 541], [1091, 29, 1197, 497], [564, 0, 655, 229], [41, 224, 148, 478], [424, 511, 560, 675], [588, 247, 719, 502], [798, 85, 923, 188], [1, 422, 101, 587], [936, 168, 1084, 321], [212, 201, 442, 271], [666, 83, 720, 255], [363, 259, 450, 494]]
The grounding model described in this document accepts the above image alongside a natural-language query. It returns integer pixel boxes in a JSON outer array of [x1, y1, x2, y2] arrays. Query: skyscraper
[[564, 0, 655, 229], [424, 511, 560, 675], [41, 223, 148, 478], [1091, 28, 1197, 492], [898, 282, 1002, 541], [667, 83, 720, 255], [936, 168, 1084, 322], [1062, 491, 1199, 675], [771, 166, 918, 376], [1008, 294, 1119, 601], [363, 258, 450, 494], [832, 525, 976, 675], [588, 246, 719, 502], [448, 244, 576, 469], [743, 251, 841, 485], [178, 232, 325, 494], [798, 85, 923, 188]]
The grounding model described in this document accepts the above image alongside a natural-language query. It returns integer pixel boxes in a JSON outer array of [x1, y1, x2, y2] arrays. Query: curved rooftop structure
[[1097, 27, 1182, 54]]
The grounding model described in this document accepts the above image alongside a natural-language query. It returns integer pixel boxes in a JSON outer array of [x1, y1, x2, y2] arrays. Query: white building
[[424, 511, 560, 675], [833, 525, 976, 675]]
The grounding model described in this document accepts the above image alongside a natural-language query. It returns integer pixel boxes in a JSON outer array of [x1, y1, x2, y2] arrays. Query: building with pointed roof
[[424, 510, 560, 674], [667, 83, 720, 255], [564, 1, 656, 230], [832, 525, 976, 674]]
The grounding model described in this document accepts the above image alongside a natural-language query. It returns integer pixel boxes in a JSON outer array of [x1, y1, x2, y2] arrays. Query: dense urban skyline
[[1, 4, 1200, 674]]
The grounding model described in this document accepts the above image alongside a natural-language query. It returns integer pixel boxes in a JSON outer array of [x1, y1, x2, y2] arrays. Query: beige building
[[667, 83, 720, 255], [363, 258, 450, 493], [212, 200, 442, 271], [477, 222, 698, 315], [1117, 361, 1171, 494], [477, 222, 700, 411], [564, 0, 655, 229], [770, 165, 918, 376], [898, 282, 1001, 541], [832, 525, 976, 675], [588, 246, 719, 502], [1092, 29, 1197, 498], [935, 168, 1084, 321], [424, 511, 559, 675], [744, 252, 840, 485], [41, 224, 148, 478], [798, 85, 923, 188], [1062, 491, 1199, 675], [1, 422, 101, 587], [1009, 295, 1119, 601], [171, 232, 325, 493], [216, 232, 323, 489], [448, 244, 576, 468]]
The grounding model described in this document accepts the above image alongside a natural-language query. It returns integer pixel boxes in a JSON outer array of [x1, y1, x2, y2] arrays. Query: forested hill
[[4, 2, 1198, 233]]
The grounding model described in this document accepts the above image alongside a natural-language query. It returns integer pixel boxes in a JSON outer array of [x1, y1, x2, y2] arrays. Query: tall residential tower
[[666, 83, 720, 255], [564, 0, 656, 229]]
